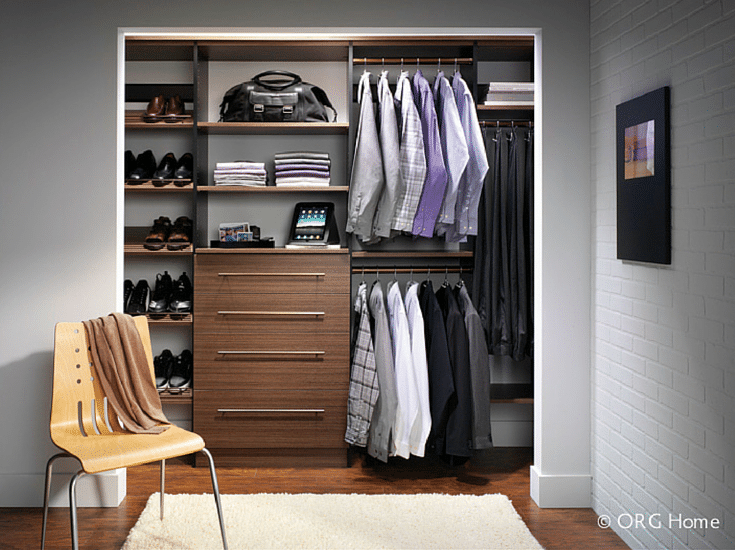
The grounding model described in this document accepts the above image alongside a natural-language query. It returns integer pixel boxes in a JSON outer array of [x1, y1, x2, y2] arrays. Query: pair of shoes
[[143, 95, 190, 123], [126, 150, 193, 185], [149, 271, 193, 313], [144, 216, 192, 251], [154, 349, 193, 391], [125, 279, 151, 314]]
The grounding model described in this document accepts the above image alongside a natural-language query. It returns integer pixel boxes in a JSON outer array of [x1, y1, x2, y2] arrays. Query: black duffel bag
[[219, 70, 337, 123]]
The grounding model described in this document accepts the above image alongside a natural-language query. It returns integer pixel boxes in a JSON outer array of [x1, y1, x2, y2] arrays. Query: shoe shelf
[[125, 226, 193, 255], [146, 312, 193, 324], [125, 111, 194, 129], [125, 180, 193, 191], [197, 121, 349, 135], [158, 387, 192, 404]]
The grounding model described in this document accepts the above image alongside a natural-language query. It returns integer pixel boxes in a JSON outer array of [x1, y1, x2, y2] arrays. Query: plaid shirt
[[344, 282, 379, 447], [392, 71, 427, 232]]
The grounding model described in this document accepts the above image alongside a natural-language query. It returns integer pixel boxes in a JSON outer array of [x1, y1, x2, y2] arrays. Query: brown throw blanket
[[83, 313, 170, 434]]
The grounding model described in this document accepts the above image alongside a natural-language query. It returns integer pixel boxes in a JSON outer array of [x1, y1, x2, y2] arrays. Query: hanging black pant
[[472, 127, 533, 361]]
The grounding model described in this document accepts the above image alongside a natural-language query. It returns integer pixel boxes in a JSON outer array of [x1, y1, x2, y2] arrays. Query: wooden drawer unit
[[194, 292, 350, 334], [193, 250, 350, 467], [193, 332, 349, 390], [195, 251, 350, 295], [194, 389, 347, 449]]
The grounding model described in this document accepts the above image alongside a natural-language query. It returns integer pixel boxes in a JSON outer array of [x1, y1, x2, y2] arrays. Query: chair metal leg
[[160, 459, 166, 521], [69, 470, 86, 550], [199, 448, 228, 550], [41, 452, 73, 550]]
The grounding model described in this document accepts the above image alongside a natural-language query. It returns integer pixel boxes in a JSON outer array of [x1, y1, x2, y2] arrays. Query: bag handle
[[253, 70, 302, 91]]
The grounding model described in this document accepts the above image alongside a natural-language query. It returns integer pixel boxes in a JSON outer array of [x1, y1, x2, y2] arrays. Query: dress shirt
[[391, 71, 426, 233], [411, 70, 448, 238], [445, 72, 489, 242], [418, 279, 455, 456], [346, 71, 385, 242], [455, 283, 492, 450], [433, 71, 469, 235], [344, 282, 380, 447], [366, 280, 398, 463], [370, 71, 403, 241], [386, 280, 418, 459], [435, 283, 473, 458], [404, 281, 432, 457]]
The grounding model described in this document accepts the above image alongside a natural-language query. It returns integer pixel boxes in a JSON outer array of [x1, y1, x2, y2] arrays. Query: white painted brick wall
[[590, 0, 735, 548]]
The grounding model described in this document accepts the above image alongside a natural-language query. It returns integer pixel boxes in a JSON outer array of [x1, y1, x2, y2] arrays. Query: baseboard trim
[[530, 465, 591, 508], [0, 469, 126, 508]]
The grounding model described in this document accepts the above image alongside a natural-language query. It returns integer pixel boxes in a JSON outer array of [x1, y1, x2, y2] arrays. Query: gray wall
[[0, 0, 592, 507], [590, 0, 735, 548]]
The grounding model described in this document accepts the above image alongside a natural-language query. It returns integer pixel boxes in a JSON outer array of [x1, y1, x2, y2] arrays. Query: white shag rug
[[122, 492, 544, 549]]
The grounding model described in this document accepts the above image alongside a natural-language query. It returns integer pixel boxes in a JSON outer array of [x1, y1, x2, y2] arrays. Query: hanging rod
[[352, 57, 474, 65], [351, 266, 471, 275]]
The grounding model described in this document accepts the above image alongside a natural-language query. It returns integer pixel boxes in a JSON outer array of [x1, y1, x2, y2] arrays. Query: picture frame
[[616, 86, 671, 264]]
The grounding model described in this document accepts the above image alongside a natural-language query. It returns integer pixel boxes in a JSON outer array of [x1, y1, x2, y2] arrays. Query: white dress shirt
[[404, 281, 432, 456], [386, 280, 419, 459]]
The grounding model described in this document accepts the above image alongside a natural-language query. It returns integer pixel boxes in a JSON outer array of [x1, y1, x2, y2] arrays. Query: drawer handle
[[217, 311, 325, 316], [218, 272, 325, 277], [217, 350, 326, 355], [217, 408, 325, 414]]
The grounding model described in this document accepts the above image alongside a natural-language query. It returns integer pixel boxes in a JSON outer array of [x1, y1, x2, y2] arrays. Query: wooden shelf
[[146, 313, 192, 324], [197, 122, 349, 135], [125, 226, 193, 255], [125, 180, 193, 192], [478, 103, 534, 111], [199, 185, 348, 193], [197, 247, 349, 254], [490, 383, 533, 404], [125, 110, 193, 129], [159, 388, 193, 404]]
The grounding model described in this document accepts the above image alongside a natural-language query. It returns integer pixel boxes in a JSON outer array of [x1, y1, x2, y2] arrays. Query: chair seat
[[53, 424, 205, 474]]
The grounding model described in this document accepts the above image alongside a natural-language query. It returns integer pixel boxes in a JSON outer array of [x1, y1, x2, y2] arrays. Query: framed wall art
[[616, 86, 671, 264]]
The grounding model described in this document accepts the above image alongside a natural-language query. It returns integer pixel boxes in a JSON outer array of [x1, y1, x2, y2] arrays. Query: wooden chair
[[41, 316, 228, 550]]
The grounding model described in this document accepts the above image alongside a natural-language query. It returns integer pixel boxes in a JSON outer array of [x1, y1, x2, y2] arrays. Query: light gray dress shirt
[[446, 72, 489, 242], [404, 281, 432, 457], [434, 71, 469, 236], [391, 71, 427, 233], [369, 71, 403, 242], [367, 280, 398, 463], [346, 71, 385, 241]]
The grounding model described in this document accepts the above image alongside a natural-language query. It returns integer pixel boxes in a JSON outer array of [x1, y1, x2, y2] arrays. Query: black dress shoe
[[169, 349, 193, 391], [152, 152, 177, 186], [148, 271, 173, 313], [169, 272, 192, 312], [154, 349, 175, 390], [129, 150, 156, 181], [173, 153, 193, 184], [125, 150, 136, 180], [128, 279, 151, 314]]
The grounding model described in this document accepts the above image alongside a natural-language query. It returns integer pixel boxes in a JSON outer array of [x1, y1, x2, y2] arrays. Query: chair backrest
[[50, 315, 155, 443]]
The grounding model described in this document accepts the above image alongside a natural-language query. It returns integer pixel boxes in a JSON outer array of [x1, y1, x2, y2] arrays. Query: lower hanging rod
[[352, 266, 471, 275], [353, 57, 474, 66]]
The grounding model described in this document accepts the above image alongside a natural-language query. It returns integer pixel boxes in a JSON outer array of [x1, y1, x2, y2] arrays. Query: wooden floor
[[2, 447, 629, 550]]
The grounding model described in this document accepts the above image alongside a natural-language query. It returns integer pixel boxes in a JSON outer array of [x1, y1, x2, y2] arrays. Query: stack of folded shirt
[[213, 161, 267, 186], [274, 151, 330, 187]]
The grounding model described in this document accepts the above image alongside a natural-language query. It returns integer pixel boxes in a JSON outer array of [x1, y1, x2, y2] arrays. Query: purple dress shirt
[[411, 70, 448, 238]]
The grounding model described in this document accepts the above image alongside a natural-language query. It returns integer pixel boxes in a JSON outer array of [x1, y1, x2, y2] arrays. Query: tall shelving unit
[[123, 32, 535, 460]]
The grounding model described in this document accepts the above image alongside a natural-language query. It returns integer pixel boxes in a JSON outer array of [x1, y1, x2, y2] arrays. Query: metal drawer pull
[[218, 272, 325, 277], [217, 311, 325, 316], [217, 408, 325, 414], [217, 350, 325, 355]]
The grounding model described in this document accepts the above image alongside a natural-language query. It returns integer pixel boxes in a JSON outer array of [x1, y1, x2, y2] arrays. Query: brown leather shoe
[[165, 95, 184, 117], [144, 95, 165, 122], [167, 216, 192, 250], [144, 216, 171, 250]]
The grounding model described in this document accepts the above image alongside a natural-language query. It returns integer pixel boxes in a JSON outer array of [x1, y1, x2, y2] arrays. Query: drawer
[[195, 253, 350, 294], [193, 389, 347, 449], [193, 333, 349, 390], [194, 292, 350, 334]]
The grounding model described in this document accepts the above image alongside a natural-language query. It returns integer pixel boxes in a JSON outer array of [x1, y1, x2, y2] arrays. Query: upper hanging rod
[[352, 57, 474, 66], [479, 120, 534, 127]]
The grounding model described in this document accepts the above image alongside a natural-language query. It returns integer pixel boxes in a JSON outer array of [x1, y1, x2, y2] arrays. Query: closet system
[[123, 33, 534, 467]]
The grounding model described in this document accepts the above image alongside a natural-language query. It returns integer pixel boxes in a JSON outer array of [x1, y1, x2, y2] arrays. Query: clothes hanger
[[442, 267, 450, 288]]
